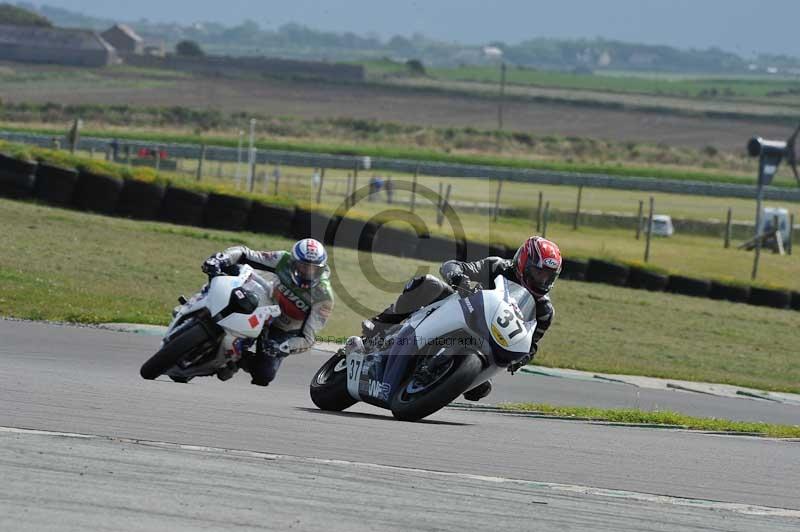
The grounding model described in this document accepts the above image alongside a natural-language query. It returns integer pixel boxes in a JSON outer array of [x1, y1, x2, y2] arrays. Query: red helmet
[[512, 236, 562, 296]]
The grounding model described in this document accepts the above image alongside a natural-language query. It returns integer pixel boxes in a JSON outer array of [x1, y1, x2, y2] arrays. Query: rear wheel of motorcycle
[[140, 320, 219, 380], [390, 352, 483, 422], [310, 352, 357, 411]]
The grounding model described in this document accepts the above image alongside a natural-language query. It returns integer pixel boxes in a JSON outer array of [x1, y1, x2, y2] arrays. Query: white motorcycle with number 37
[[139, 264, 282, 383], [310, 274, 535, 421]]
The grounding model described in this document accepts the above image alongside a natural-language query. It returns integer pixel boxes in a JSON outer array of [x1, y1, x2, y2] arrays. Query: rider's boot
[[216, 361, 238, 381], [463, 380, 492, 402]]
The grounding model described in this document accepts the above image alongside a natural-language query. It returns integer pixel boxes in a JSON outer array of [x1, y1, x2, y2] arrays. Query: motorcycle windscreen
[[358, 324, 419, 408]]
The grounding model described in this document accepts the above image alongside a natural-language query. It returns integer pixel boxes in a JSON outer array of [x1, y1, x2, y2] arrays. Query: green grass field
[[1, 198, 798, 393]]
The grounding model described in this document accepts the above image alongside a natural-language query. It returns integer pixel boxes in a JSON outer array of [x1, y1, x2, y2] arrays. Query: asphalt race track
[[1, 319, 798, 531]]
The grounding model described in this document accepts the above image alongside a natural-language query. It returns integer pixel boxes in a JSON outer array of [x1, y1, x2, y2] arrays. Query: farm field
[[0, 61, 794, 152], [1, 197, 798, 392]]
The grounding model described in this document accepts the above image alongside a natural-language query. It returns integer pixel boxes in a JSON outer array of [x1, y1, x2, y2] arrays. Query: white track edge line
[[1, 426, 798, 518]]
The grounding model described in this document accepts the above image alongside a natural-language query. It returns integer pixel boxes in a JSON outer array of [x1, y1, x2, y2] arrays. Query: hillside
[[0, 3, 52, 26]]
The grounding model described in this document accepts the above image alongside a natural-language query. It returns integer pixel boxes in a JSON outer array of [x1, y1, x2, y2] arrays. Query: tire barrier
[[158, 187, 207, 227], [292, 208, 336, 243], [667, 275, 712, 298], [371, 224, 422, 258], [0, 154, 36, 199], [628, 267, 669, 292], [330, 215, 377, 251], [748, 287, 791, 309], [72, 170, 123, 215], [202, 193, 252, 232], [586, 259, 630, 286], [415, 235, 460, 262], [33, 163, 79, 207], [560, 258, 588, 281], [791, 291, 800, 311], [247, 201, 294, 237], [463, 241, 492, 262], [709, 281, 750, 304], [116, 179, 166, 220]]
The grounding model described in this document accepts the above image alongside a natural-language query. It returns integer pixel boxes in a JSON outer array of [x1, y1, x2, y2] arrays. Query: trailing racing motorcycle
[[139, 264, 281, 383], [309, 274, 535, 421]]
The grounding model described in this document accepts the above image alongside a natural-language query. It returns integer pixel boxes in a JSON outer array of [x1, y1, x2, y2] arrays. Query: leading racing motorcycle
[[309, 274, 535, 421], [139, 264, 282, 383]]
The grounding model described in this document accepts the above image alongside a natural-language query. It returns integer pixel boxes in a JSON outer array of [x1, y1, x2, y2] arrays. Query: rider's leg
[[363, 274, 452, 337], [247, 329, 291, 386]]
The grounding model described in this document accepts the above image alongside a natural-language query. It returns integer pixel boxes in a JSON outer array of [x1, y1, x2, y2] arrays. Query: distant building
[[0, 25, 116, 67], [101, 24, 143, 55]]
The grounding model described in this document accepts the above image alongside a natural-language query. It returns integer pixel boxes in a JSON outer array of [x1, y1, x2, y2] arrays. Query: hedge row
[[1, 154, 797, 312]]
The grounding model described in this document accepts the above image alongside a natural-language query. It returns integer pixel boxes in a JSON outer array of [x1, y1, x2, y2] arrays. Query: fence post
[[573, 185, 583, 230], [437, 182, 443, 222], [125, 145, 131, 167], [67, 118, 81, 154], [249, 152, 257, 193], [644, 197, 654, 263], [542, 201, 550, 238], [410, 169, 418, 213], [196, 144, 206, 181], [154, 146, 161, 173], [273, 164, 281, 196], [536, 191, 543, 232], [724, 207, 733, 249], [492, 178, 503, 222], [352, 161, 359, 195], [635, 200, 644, 240], [346, 174, 353, 209], [788, 213, 794, 255], [316, 168, 325, 204]]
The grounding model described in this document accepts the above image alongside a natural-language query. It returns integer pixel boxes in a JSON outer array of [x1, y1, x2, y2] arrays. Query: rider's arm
[[533, 294, 554, 344], [278, 298, 334, 354], [221, 246, 286, 272], [439, 257, 506, 287]]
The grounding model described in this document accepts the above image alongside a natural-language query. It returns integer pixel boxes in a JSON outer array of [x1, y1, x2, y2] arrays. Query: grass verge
[[500, 403, 800, 438], [1, 198, 799, 393]]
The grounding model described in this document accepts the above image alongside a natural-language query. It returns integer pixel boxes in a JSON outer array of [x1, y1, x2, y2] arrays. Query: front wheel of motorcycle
[[140, 319, 220, 380], [310, 352, 357, 411], [390, 351, 483, 422]]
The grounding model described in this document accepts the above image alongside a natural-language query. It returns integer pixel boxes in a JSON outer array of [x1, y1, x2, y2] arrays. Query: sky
[[33, 0, 800, 57]]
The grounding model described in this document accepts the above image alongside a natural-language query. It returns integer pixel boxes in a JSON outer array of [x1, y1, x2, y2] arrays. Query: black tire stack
[[34, 164, 79, 207], [667, 275, 712, 298], [628, 266, 669, 292], [247, 201, 294, 237], [0, 154, 37, 199], [116, 179, 166, 220], [586, 259, 629, 286], [560, 257, 588, 281], [73, 170, 123, 215], [158, 187, 208, 226], [709, 281, 750, 304], [203, 193, 252, 232], [748, 287, 791, 309], [371, 224, 423, 258]]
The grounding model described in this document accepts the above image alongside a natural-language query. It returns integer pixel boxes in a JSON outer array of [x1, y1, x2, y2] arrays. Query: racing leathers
[[215, 245, 334, 385], [367, 256, 555, 400]]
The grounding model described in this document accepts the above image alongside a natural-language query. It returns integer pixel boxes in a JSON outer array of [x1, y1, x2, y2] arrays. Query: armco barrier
[[34, 163, 78, 206], [4, 130, 800, 202], [116, 179, 166, 220], [0, 154, 36, 199], [73, 171, 123, 215]]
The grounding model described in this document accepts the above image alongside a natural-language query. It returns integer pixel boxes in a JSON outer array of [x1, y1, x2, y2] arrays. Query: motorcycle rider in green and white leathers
[[202, 238, 334, 386]]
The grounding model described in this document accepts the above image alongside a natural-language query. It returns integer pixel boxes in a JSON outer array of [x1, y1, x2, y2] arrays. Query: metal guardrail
[[4, 130, 800, 202]]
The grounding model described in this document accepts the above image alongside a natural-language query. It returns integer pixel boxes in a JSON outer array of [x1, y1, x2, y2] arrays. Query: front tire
[[310, 352, 357, 411], [140, 320, 219, 380], [390, 352, 483, 422]]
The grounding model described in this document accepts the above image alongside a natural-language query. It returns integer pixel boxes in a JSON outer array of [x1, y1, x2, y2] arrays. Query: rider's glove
[[446, 272, 470, 291], [508, 343, 537, 374], [202, 252, 229, 277]]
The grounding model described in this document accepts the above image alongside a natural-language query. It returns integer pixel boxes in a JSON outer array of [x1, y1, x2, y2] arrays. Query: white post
[[247, 118, 256, 189], [235, 130, 244, 189]]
